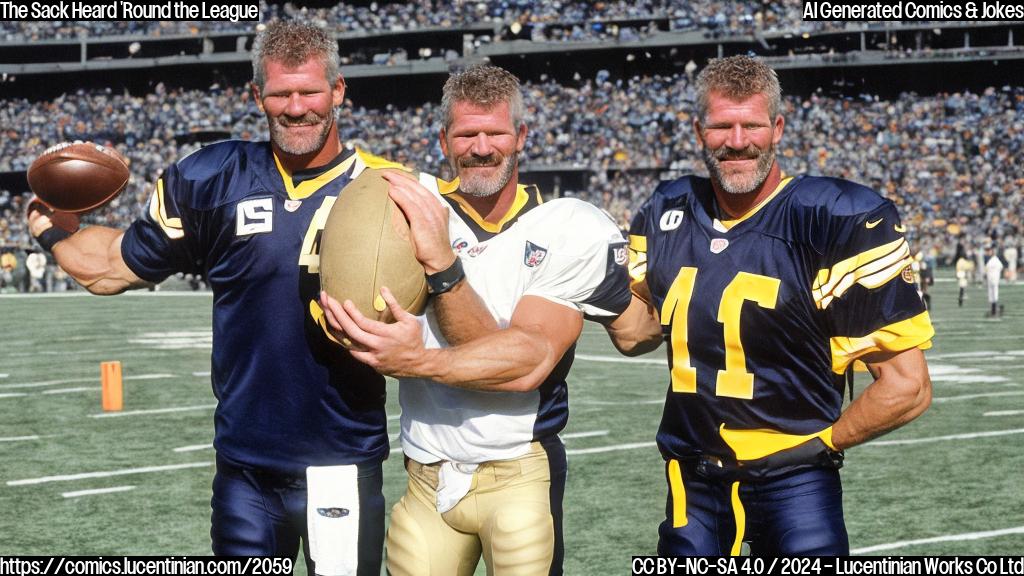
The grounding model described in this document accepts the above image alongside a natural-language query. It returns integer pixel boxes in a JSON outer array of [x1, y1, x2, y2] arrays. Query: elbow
[[612, 336, 662, 357], [899, 372, 932, 424]]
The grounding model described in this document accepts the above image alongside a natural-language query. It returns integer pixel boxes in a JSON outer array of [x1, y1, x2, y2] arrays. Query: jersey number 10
[[660, 268, 781, 400]]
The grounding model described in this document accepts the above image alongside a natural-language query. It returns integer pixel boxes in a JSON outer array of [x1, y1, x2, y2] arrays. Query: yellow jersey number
[[660, 267, 780, 399], [297, 196, 337, 272]]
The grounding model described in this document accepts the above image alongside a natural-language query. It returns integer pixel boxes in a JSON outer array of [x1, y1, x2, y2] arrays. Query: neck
[[712, 162, 782, 220], [458, 167, 521, 224]]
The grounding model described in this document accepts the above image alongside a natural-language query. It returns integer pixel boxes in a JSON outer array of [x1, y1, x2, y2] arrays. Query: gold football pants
[[386, 441, 566, 576]]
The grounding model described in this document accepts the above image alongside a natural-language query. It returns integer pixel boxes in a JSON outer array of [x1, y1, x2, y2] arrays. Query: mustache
[[713, 146, 761, 161], [275, 113, 325, 127], [459, 155, 501, 168]]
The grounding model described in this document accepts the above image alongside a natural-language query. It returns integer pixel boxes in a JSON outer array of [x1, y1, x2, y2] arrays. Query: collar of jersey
[[442, 180, 540, 234], [713, 176, 794, 232], [273, 149, 358, 200]]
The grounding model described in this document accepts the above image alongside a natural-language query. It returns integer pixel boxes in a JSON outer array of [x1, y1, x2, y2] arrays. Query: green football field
[[1, 275, 1021, 572]]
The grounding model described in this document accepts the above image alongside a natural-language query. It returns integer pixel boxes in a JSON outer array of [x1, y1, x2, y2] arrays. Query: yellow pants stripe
[[730, 481, 745, 556], [668, 459, 688, 528]]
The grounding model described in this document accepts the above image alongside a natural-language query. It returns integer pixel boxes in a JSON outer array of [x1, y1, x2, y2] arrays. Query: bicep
[[509, 295, 583, 360]]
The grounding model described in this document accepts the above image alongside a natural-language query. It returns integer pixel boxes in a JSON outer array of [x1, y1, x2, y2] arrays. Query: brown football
[[320, 168, 428, 326], [27, 141, 129, 214]]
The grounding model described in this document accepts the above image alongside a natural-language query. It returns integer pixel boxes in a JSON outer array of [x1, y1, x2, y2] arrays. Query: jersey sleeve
[[523, 203, 631, 319], [120, 163, 203, 282], [627, 195, 655, 302], [812, 199, 934, 373]]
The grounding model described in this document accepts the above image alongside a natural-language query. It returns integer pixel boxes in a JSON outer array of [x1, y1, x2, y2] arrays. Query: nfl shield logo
[[524, 241, 548, 268], [710, 238, 729, 254], [284, 199, 302, 212]]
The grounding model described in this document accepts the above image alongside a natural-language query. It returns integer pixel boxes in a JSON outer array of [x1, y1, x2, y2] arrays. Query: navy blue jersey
[[629, 175, 933, 476], [121, 140, 404, 475]]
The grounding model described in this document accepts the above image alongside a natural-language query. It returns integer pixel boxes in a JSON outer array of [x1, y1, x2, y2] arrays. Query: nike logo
[[865, 218, 883, 229], [894, 224, 907, 233]]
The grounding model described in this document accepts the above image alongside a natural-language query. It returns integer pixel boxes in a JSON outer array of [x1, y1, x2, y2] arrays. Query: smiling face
[[440, 99, 526, 198], [695, 90, 784, 196], [253, 58, 345, 162]]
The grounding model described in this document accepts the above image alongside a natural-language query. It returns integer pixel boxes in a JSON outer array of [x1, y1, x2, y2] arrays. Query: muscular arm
[[603, 293, 663, 356], [321, 290, 582, 393], [831, 347, 931, 450], [29, 210, 147, 295]]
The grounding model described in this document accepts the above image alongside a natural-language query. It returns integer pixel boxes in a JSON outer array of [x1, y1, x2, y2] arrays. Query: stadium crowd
[[0, 0, 935, 43], [2, 71, 1021, 292]]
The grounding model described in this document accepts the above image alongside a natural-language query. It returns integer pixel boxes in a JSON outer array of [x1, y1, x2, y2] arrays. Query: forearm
[[52, 227, 147, 295], [604, 295, 663, 356], [433, 279, 499, 345], [831, 355, 931, 450], [410, 325, 557, 393]]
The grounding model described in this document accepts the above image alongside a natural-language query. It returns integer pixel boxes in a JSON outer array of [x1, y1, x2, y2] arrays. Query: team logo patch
[[612, 243, 628, 266], [452, 238, 469, 252], [524, 241, 548, 268], [659, 210, 685, 231], [284, 199, 302, 212], [467, 243, 488, 257], [317, 507, 350, 518], [236, 198, 274, 236], [710, 238, 729, 254], [902, 266, 915, 283]]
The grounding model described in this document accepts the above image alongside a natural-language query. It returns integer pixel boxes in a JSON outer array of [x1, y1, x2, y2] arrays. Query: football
[[27, 141, 130, 214], [320, 168, 428, 324]]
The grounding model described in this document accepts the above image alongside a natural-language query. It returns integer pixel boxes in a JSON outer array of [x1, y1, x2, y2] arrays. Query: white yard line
[[173, 444, 213, 453], [89, 404, 216, 418], [865, 428, 1024, 447], [62, 486, 136, 499], [933, 391, 1024, 403], [7, 462, 212, 486], [852, 526, 1024, 554], [566, 442, 657, 455], [0, 374, 176, 390], [574, 354, 666, 365], [0, 435, 54, 442], [984, 410, 1024, 417], [40, 387, 96, 395]]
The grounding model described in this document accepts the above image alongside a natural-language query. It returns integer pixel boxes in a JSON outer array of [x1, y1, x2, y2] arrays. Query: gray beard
[[268, 109, 336, 157], [702, 143, 775, 196], [455, 151, 518, 198]]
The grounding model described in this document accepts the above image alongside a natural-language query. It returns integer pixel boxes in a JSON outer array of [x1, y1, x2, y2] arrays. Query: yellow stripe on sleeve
[[812, 237, 911, 309], [149, 179, 184, 240], [628, 235, 648, 284], [830, 311, 934, 374]]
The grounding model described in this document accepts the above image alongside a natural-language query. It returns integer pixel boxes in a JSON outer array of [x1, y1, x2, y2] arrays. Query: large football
[[320, 169, 428, 324], [27, 141, 129, 214]]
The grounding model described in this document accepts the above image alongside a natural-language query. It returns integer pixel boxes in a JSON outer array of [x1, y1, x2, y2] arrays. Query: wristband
[[36, 226, 72, 253], [426, 257, 465, 295]]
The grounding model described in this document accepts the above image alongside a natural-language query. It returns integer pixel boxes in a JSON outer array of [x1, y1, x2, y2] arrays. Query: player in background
[[605, 55, 933, 555], [26, 21, 397, 575], [954, 238, 974, 307], [984, 243, 1004, 317], [320, 63, 660, 575]]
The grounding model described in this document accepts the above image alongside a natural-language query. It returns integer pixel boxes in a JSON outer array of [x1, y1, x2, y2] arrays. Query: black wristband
[[36, 227, 72, 253], [426, 256, 465, 295]]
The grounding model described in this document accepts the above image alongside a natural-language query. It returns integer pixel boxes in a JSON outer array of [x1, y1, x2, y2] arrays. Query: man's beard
[[701, 141, 775, 195], [453, 151, 518, 198], [268, 108, 336, 156]]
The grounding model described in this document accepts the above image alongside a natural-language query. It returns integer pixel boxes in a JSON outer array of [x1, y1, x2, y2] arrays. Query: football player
[[27, 21, 398, 574], [607, 55, 934, 555], [320, 64, 656, 575]]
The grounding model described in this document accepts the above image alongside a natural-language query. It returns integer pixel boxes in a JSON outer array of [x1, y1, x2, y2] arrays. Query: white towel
[[436, 462, 478, 514], [306, 465, 360, 576]]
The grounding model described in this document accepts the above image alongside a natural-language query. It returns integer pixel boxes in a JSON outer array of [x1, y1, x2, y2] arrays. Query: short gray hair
[[251, 20, 340, 90], [440, 64, 524, 131], [694, 55, 781, 124]]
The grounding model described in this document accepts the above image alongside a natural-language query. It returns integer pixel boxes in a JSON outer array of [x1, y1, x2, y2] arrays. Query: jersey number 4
[[660, 267, 780, 399]]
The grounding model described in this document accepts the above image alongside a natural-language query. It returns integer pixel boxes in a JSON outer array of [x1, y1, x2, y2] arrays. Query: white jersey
[[399, 179, 631, 466]]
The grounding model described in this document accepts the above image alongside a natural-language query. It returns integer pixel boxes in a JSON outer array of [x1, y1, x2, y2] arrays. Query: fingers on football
[[380, 286, 415, 322]]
